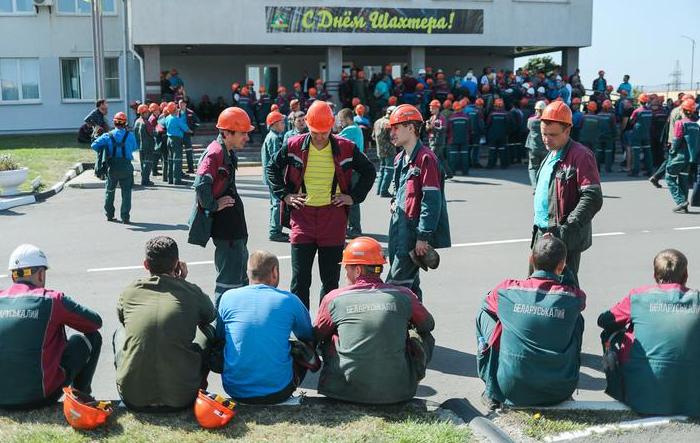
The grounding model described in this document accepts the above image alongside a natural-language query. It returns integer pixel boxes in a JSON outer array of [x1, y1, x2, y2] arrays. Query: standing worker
[[578, 101, 600, 156], [265, 101, 376, 309], [134, 104, 155, 186], [666, 99, 699, 213], [652, 96, 690, 188], [387, 105, 451, 300], [187, 107, 255, 306], [91, 112, 138, 224], [525, 100, 547, 189], [373, 106, 396, 197], [338, 108, 366, 239], [148, 103, 162, 177], [283, 111, 307, 145], [485, 99, 510, 169], [447, 100, 472, 176], [261, 111, 289, 242], [156, 103, 170, 182], [181, 100, 200, 175], [597, 100, 617, 173], [628, 94, 653, 177], [532, 101, 603, 286], [164, 102, 190, 186], [426, 100, 451, 178]]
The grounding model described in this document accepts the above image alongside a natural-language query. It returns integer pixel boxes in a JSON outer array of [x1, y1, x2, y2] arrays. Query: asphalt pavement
[[1, 162, 700, 420]]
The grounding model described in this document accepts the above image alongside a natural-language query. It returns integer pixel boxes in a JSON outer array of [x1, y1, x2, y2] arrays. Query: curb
[[441, 398, 514, 443], [0, 162, 88, 212]]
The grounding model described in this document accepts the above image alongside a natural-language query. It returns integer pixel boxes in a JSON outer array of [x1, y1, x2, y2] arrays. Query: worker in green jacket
[[134, 104, 155, 186]]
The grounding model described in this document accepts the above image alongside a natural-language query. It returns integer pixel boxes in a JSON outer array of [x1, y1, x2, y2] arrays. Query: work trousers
[[213, 237, 249, 308], [167, 136, 183, 185], [376, 156, 394, 196], [290, 243, 343, 309]]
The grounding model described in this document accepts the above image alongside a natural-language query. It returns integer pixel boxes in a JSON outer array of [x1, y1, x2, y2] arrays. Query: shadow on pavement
[[429, 345, 477, 378], [126, 222, 190, 232]]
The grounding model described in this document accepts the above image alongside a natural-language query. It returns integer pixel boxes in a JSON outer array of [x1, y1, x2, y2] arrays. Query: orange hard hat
[[166, 102, 177, 115], [351, 97, 361, 107], [494, 98, 504, 108], [148, 103, 159, 113], [113, 112, 127, 125], [602, 99, 612, 109], [305, 101, 335, 133], [194, 390, 236, 429], [452, 101, 462, 111], [137, 104, 148, 114], [443, 99, 452, 109], [682, 98, 696, 112], [290, 99, 300, 109], [429, 99, 441, 108], [416, 82, 425, 90], [266, 111, 285, 127], [270, 104, 279, 112], [216, 107, 255, 132], [572, 97, 581, 105], [259, 85, 266, 93], [341, 236, 386, 265], [587, 101, 597, 112], [355, 104, 365, 116], [62, 387, 113, 430], [231, 82, 240, 91], [541, 100, 573, 126], [389, 104, 423, 125], [475, 98, 484, 106], [388, 96, 398, 105], [638, 93, 649, 104]]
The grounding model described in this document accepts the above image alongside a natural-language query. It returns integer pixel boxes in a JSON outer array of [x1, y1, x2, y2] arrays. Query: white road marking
[[450, 232, 625, 248], [86, 255, 291, 273], [592, 231, 625, 237], [0, 274, 7, 279], [674, 226, 700, 231], [545, 415, 689, 442]]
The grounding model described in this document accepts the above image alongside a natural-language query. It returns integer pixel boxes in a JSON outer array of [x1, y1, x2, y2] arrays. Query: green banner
[[266, 6, 483, 34]]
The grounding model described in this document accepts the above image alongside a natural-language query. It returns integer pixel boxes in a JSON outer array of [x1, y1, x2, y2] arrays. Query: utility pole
[[681, 35, 695, 91], [670, 60, 683, 91], [91, 0, 105, 99]]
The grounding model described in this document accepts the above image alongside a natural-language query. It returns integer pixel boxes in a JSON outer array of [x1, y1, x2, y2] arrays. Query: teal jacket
[[261, 129, 284, 187], [338, 124, 364, 153]]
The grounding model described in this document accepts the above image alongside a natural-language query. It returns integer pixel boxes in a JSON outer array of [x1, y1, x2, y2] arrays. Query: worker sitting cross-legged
[[476, 235, 586, 410], [598, 249, 700, 416]]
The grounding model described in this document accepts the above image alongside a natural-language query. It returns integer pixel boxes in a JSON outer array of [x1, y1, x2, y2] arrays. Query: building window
[[0, 58, 40, 102], [0, 0, 34, 14], [246, 65, 281, 97], [57, 0, 115, 15], [60, 57, 119, 100]]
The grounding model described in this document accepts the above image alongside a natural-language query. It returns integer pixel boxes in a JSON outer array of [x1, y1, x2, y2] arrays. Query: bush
[[0, 154, 20, 172]]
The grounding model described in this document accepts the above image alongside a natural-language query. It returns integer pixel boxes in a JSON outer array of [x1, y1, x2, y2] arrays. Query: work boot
[[649, 177, 662, 189], [269, 232, 289, 242], [107, 217, 118, 223], [480, 391, 500, 412], [672, 202, 689, 214], [121, 218, 131, 225]]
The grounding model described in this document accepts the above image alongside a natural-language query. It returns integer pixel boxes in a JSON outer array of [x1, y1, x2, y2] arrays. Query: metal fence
[[637, 82, 700, 95]]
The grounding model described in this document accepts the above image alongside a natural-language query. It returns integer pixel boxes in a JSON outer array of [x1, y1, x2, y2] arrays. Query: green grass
[[0, 133, 95, 192], [0, 401, 471, 443], [508, 410, 639, 441]]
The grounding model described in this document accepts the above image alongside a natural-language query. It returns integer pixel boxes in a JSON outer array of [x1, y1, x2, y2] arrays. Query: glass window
[[57, 0, 75, 13], [0, 0, 13, 13], [0, 58, 20, 101], [61, 58, 80, 99], [20, 58, 39, 99], [15, 0, 32, 12], [104, 57, 119, 99], [101, 0, 115, 13], [77, 0, 90, 14], [80, 57, 95, 100]]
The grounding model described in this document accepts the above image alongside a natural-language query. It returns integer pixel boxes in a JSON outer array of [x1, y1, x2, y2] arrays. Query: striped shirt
[[304, 142, 334, 207]]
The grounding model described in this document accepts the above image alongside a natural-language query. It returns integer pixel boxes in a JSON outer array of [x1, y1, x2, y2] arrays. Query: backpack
[[94, 132, 128, 177]]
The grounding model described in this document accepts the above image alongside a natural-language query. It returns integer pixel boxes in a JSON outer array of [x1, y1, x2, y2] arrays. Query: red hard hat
[[541, 101, 573, 126], [166, 102, 177, 115], [270, 104, 279, 112], [355, 104, 365, 116], [638, 93, 649, 104], [389, 104, 423, 125], [452, 101, 462, 111], [265, 111, 285, 127], [62, 387, 112, 430], [216, 107, 255, 132], [137, 104, 148, 114], [113, 112, 127, 125], [341, 237, 386, 265], [305, 101, 335, 133], [194, 390, 236, 429], [429, 99, 441, 108], [388, 96, 398, 105], [682, 98, 696, 112]]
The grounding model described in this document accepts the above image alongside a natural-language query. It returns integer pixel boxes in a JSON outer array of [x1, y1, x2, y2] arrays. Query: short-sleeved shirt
[[304, 142, 335, 207], [116, 275, 216, 408], [533, 149, 561, 228]]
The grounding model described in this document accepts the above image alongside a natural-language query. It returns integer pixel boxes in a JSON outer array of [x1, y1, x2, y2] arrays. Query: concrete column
[[325, 46, 343, 107], [409, 46, 426, 75], [561, 47, 579, 76], [142, 45, 161, 101]]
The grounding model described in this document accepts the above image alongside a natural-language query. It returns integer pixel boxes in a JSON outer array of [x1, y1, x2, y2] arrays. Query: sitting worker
[[114, 236, 216, 412], [476, 235, 586, 410], [217, 251, 314, 404], [0, 244, 102, 410], [314, 237, 435, 404], [598, 249, 700, 416]]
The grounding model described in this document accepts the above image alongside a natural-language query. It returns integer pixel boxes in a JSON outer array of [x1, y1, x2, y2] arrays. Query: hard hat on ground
[[305, 101, 335, 132], [8, 244, 48, 271], [265, 111, 285, 127], [194, 390, 236, 429], [340, 236, 387, 265], [541, 101, 573, 126], [113, 112, 127, 125], [389, 104, 423, 126], [62, 387, 113, 430], [216, 107, 255, 132]]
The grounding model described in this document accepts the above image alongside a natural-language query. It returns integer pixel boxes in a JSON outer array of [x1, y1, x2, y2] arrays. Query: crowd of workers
[[4, 64, 699, 427]]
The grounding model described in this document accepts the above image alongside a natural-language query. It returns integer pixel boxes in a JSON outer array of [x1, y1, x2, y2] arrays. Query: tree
[[519, 56, 561, 76]]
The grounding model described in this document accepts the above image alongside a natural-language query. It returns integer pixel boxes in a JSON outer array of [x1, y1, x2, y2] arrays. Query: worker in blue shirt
[[91, 112, 138, 223], [164, 102, 190, 185], [338, 108, 365, 238], [217, 251, 314, 404]]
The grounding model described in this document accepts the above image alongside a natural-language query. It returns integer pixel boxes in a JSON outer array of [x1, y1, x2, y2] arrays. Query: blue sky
[[515, 0, 700, 90]]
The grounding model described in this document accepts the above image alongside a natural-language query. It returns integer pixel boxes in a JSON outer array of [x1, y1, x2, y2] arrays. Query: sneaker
[[269, 233, 290, 242], [672, 202, 689, 214], [648, 177, 661, 189], [480, 391, 501, 412]]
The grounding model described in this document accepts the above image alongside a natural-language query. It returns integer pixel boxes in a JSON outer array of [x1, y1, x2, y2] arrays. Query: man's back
[[218, 284, 312, 399], [315, 276, 434, 404], [116, 276, 215, 408]]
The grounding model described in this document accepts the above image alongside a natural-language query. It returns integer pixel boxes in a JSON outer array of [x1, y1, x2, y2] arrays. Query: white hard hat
[[535, 100, 547, 111], [386, 105, 397, 114], [418, 68, 426, 75], [8, 244, 49, 271], [527, 87, 535, 95], [537, 86, 545, 94]]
